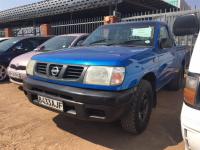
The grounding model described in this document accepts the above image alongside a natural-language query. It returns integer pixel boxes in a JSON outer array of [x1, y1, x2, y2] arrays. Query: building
[[164, 0, 190, 10], [0, 0, 179, 37]]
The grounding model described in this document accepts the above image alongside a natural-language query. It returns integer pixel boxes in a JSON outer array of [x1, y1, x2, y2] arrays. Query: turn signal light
[[184, 75, 199, 106]]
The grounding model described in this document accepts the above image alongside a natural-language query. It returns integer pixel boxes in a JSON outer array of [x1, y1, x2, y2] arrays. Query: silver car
[[7, 33, 88, 85]]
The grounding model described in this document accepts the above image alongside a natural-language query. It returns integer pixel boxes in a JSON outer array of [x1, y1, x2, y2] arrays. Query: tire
[[120, 80, 153, 134], [167, 66, 185, 91], [0, 64, 8, 82]]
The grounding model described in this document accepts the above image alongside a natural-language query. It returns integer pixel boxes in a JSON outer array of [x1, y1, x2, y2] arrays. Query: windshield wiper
[[119, 39, 144, 44]]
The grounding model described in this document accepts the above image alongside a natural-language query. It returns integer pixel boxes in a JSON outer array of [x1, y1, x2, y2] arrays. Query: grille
[[49, 64, 63, 77], [36, 63, 47, 75], [63, 66, 84, 80], [10, 64, 26, 70], [35, 63, 84, 81]]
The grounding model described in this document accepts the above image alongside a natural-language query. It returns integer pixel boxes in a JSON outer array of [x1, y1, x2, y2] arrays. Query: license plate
[[9, 71, 21, 79], [37, 96, 64, 112]]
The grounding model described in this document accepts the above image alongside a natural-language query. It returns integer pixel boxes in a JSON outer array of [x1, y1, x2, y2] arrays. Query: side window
[[34, 38, 49, 45], [28, 39, 42, 49], [75, 36, 88, 46], [159, 26, 170, 40], [21, 40, 35, 51], [159, 26, 173, 49], [12, 41, 24, 52], [13, 39, 39, 52]]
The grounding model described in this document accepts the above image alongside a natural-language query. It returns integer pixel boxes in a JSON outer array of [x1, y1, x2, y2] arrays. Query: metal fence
[[51, 9, 200, 36], [51, 17, 104, 35]]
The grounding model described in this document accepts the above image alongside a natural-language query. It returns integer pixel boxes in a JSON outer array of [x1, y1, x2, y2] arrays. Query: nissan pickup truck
[[23, 21, 189, 134]]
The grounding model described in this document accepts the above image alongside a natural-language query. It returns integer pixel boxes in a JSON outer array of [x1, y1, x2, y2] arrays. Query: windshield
[[83, 24, 155, 47], [36, 36, 76, 51], [0, 38, 20, 52]]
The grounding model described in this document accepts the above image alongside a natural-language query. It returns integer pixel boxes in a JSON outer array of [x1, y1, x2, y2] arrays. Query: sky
[[0, 0, 42, 11], [187, 0, 200, 8], [0, 0, 199, 11]]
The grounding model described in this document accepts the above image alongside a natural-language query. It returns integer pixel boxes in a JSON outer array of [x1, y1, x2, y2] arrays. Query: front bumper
[[23, 77, 133, 122], [7, 67, 26, 85], [181, 103, 200, 150]]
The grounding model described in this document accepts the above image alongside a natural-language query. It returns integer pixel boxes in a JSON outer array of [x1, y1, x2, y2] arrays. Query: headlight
[[26, 60, 36, 76], [184, 74, 199, 106], [84, 66, 125, 86]]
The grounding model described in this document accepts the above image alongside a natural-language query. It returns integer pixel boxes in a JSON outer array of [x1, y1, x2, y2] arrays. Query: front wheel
[[0, 65, 8, 82], [120, 80, 153, 134]]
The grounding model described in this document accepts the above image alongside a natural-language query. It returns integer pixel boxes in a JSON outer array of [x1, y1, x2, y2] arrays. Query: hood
[[10, 51, 42, 67], [32, 46, 153, 66]]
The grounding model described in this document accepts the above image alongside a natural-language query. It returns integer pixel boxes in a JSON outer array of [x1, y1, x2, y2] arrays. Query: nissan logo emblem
[[51, 66, 60, 76]]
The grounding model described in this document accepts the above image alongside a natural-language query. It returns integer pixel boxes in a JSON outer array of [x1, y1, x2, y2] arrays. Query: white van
[[181, 32, 200, 150], [176, 15, 200, 150]]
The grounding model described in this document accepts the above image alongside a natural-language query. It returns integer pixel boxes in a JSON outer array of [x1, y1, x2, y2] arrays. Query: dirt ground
[[0, 82, 185, 150]]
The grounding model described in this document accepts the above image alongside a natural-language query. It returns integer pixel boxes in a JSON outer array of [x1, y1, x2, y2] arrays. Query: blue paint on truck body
[[30, 21, 188, 91]]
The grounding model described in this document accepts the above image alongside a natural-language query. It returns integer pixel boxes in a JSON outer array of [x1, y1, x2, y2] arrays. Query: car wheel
[[120, 80, 153, 134], [0, 65, 8, 82], [167, 66, 185, 91]]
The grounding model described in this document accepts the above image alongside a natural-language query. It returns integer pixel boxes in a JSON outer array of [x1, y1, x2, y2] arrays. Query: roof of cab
[[104, 20, 167, 27]]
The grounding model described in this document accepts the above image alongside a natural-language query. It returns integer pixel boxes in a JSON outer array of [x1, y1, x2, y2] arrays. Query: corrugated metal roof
[[0, 0, 176, 24]]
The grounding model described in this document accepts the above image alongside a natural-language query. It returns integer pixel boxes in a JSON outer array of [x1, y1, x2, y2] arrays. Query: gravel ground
[[0, 82, 185, 150]]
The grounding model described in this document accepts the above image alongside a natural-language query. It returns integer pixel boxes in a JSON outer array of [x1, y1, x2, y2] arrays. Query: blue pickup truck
[[23, 21, 188, 134]]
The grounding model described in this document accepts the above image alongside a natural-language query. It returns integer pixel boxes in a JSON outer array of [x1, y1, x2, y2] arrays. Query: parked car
[[7, 33, 88, 85], [174, 15, 200, 150], [23, 21, 188, 134], [0, 37, 10, 43], [0, 36, 50, 82]]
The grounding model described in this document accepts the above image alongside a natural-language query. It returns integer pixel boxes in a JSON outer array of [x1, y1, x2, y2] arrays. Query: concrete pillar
[[104, 16, 118, 25], [40, 24, 52, 36], [4, 28, 12, 37]]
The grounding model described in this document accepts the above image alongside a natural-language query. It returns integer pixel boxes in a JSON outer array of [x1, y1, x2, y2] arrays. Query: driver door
[[157, 25, 176, 88]]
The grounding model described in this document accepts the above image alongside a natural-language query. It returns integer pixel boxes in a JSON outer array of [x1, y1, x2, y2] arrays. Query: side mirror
[[173, 14, 200, 36], [160, 38, 173, 49]]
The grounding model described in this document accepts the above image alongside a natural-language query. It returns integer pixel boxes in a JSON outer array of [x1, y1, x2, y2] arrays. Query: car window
[[74, 36, 88, 46], [12, 39, 36, 52], [83, 24, 155, 47], [0, 39, 8, 43], [35, 38, 50, 45], [159, 26, 170, 40], [37, 36, 76, 51], [28, 39, 46, 49], [159, 26, 173, 49], [0, 38, 21, 52]]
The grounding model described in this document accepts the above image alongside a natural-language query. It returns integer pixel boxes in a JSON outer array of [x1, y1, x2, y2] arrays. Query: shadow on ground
[[0, 81, 10, 85], [53, 90, 184, 150]]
